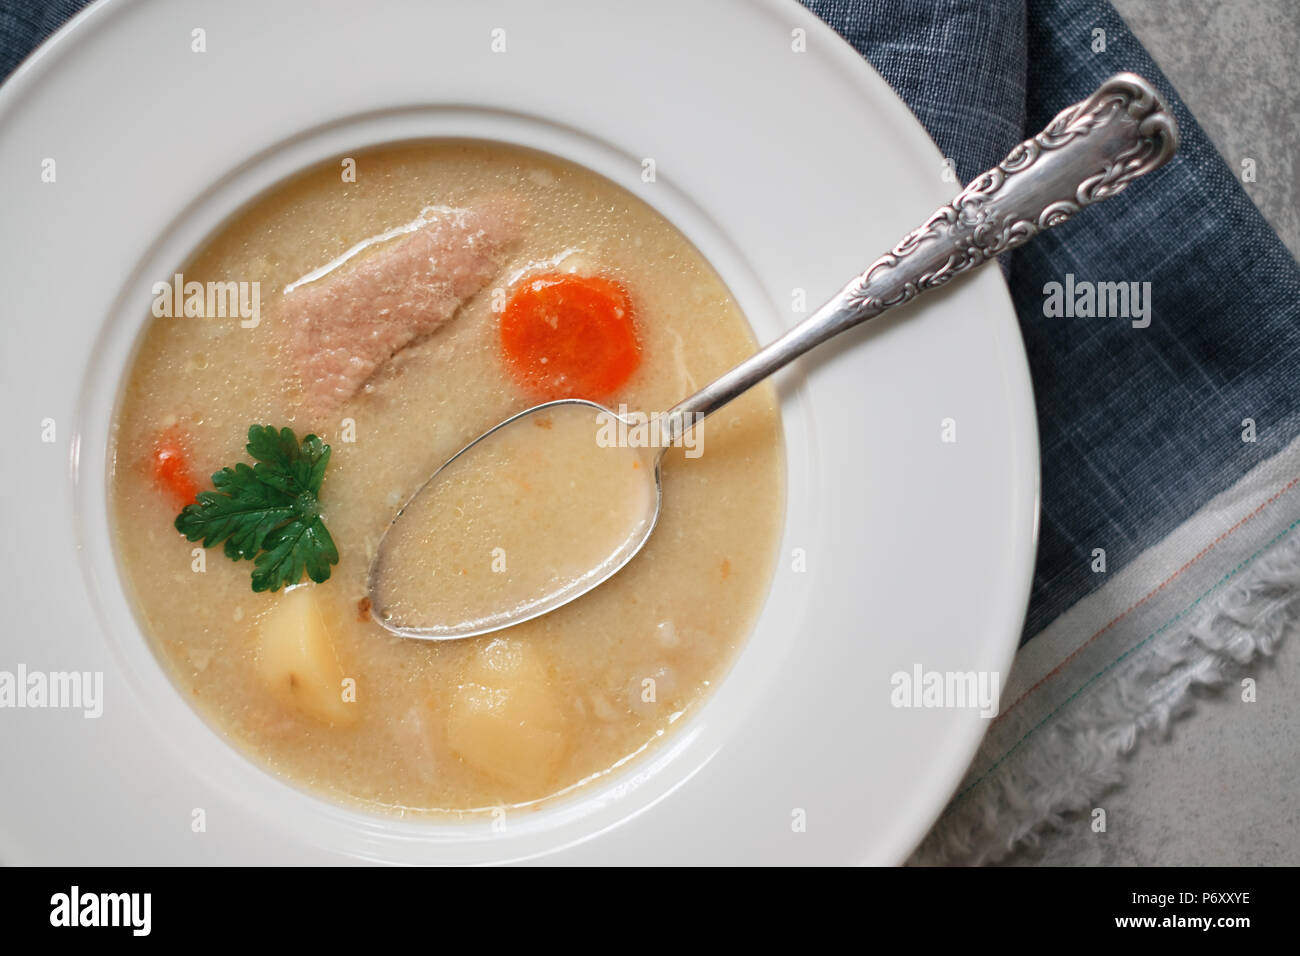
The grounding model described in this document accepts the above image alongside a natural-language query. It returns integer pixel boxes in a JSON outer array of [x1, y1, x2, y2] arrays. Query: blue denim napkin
[[6, 0, 1298, 645], [0, 0, 80, 79]]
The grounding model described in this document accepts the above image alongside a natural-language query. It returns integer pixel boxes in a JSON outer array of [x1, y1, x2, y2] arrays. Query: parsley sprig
[[175, 425, 340, 592]]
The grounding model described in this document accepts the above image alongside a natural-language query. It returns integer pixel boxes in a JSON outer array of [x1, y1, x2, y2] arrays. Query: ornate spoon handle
[[663, 72, 1179, 442]]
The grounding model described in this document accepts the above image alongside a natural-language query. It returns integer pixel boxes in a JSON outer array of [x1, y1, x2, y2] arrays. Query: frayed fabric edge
[[910, 531, 1300, 866]]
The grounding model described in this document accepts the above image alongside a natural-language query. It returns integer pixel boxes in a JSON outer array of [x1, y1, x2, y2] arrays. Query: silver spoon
[[369, 72, 1178, 640]]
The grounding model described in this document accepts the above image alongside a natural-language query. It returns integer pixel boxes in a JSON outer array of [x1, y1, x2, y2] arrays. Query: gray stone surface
[[1118, 0, 1300, 253], [988, 0, 1300, 867]]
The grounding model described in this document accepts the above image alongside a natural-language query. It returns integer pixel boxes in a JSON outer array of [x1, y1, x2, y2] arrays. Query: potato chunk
[[257, 585, 356, 726], [446, 638, 566, 792]]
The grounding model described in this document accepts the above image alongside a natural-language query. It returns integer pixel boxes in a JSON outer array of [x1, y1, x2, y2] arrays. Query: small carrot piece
[[152, 428, 200, 508], [500, 273, 640, 401]]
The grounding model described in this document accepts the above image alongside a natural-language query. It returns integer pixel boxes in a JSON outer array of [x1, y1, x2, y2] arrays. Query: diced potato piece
[[446, 638, 566, 791], [257, 585, 356, 726]]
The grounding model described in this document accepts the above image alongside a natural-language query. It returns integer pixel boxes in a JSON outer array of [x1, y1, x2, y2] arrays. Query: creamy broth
[[373, 403, 656, 635], [112, 141, 784, 815]]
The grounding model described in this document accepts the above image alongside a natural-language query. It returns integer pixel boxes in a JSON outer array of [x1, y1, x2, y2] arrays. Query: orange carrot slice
[[152, 428, 200, 508], [500, 273, 640, 401]]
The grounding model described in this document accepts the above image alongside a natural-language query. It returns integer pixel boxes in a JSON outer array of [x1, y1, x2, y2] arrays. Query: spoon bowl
[[368, 399, 664, 639]]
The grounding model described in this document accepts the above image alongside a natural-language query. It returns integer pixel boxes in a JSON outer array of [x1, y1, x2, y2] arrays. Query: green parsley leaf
[[174, 425, 340, 592]]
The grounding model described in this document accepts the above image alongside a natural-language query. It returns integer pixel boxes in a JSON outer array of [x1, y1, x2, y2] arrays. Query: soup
[[112, 140, 784, 816]]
